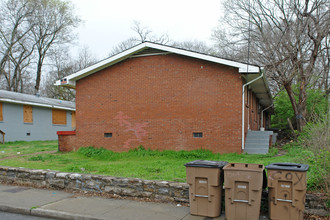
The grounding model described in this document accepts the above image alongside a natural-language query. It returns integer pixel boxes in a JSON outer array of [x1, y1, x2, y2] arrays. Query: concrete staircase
[[244, 130, 274, 154]]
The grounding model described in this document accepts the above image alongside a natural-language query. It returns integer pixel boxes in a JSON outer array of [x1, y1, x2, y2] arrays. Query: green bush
[[296, 115, 330, 192], [271, 90, 295, 130], [306, 150, 330, 191], [271, 88, 328, 131]]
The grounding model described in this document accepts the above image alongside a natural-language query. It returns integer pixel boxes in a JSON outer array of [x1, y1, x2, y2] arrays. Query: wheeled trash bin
[[266, 162, 309, 220], [223, 163, 265, 220], [184, 160, 227, 217]]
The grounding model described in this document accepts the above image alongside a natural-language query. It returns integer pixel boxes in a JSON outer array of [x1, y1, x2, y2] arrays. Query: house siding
[[72, 54, 243, 153], [0, 102, 74, 142]]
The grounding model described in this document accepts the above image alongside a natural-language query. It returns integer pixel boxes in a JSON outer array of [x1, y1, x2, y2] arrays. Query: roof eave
[[55, 42, 261, 88], [0, 98, 75, 111], [242, 73, 273, 111]]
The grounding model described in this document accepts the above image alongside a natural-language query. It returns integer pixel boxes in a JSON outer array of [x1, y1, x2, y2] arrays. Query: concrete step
[[246, 132, 273, 137], [244, 130, 272, 154], [247, 130, 273, 135], [244, 148, 269, 154], [246, 138, 270, 142], [245, 144, 269, 148], [246, 134, 272, 138]]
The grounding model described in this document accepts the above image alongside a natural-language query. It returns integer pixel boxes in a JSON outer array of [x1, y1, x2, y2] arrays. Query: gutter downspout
[[260, 104, 273, 130], [242, 72, 264, 150]]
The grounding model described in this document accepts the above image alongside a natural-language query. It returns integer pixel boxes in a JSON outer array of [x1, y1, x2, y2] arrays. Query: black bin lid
[[266, 162, 309, 171], [184, 160, 228, 168]]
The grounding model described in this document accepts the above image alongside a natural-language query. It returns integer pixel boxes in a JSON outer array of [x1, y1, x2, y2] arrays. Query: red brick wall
[[244, 89, 262, 133], [58, 131, 77, 152], [73, 54, 243, 153]]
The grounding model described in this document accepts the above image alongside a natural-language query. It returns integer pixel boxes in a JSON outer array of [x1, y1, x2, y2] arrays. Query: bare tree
[[213, 0, 330, 131], [131, 20, 170, 44], [31, 0, 80, 94], [8, 36, 35, 92], [0, 0, 81, 96], [74, 45, 98, 71], [43, 46, 97, 101], [42, 47, 75, 100], [0, 0, 35, 91], [110, 37, 139, 56], [110, 21, 171, 56], [171, 40, 215, 54], [316, 36, 330, 95]]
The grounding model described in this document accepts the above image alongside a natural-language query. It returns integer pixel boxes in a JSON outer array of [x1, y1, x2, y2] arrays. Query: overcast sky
[[71, 0, 222, 60]]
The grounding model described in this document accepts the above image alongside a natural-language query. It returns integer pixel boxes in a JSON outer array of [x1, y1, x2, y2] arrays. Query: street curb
[[0, 204, 102, 220], [32, 208, 102, 220], [0, 204, 31, 216]]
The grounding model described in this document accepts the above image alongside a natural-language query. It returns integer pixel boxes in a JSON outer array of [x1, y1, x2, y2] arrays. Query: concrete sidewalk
[[0, 184, 269, 220]]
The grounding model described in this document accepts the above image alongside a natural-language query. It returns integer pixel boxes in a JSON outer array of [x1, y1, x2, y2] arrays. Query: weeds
[[0, 141, 325, 190], [77, 145, 219, 161], [28, 155, 44, 161], [77, 147, 118, 160], [287, 114, 330, 193]]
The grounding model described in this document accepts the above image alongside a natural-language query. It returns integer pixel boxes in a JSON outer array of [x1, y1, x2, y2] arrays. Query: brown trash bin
[[223, 163, 265, 220], [266, 163, 309, 220], [185, 160, 228, 217]]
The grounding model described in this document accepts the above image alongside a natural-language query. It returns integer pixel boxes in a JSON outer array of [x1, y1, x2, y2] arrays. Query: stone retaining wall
[[0, 166, 189, 204], [0, 166, 328, 216]]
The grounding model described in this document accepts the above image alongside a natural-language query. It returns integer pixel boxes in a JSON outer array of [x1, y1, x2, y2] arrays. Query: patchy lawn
[[0, 141, 323, 192], [0, 141, 57, 159]]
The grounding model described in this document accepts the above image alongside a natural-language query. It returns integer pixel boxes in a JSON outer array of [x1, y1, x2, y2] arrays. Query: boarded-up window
[[0, 102, 3, 121], [52, 109, 67, 125], [23, 105, 33, 123], [71, 111, 76, 129]]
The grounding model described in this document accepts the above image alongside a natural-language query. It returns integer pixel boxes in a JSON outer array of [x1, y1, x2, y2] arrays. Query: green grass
[[0, 142, 296, 181], [0, 141, 57, 159], [0, 141, 323, 191]]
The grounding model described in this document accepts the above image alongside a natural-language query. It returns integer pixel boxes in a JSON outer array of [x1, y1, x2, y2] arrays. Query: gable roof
[[55, 42, 272, 108], [55, 42, 261, 88], [0, 90, 75, 111]]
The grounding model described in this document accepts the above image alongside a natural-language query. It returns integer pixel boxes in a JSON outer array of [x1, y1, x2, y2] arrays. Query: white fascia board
[[55, 44, 147, 88], [0, 98, 75, 111], [56, 42, 260, 88], [66, 44, 147, 82], [54, 79, 75, 88], [145, 42, 260, 73]]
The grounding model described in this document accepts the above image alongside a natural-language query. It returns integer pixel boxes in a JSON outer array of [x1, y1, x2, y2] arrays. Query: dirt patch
[[273, 145, 287, 157], [0, 150, 57, 161], [272, 136, 293, 157], [304, 213, 330, 220]]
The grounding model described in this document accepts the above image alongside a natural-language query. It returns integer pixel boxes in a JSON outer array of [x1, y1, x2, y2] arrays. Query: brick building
[[56, 42, 273, 153]]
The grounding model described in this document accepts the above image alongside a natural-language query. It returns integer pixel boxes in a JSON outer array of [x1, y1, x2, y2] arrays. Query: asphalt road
[[0, 211, 54, 220]]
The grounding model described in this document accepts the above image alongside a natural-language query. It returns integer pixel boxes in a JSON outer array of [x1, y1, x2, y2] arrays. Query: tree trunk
[[284, 83, 307, 132], [297, 78, 307, 131], [34, 56, 43, 94]]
